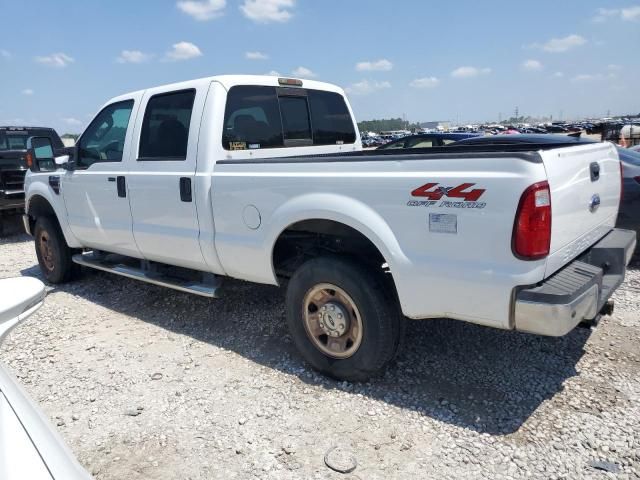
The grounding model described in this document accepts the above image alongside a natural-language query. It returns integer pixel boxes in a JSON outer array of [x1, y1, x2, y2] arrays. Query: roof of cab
[[107, 75, 346, 105]]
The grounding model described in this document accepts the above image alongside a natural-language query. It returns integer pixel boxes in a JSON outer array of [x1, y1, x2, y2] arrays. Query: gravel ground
[[1, 216, 639, 479]]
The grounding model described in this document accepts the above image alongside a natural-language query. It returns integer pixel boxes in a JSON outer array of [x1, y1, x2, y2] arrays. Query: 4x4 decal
[[411, 182, 486, 201], [408, 182, 487, 209]]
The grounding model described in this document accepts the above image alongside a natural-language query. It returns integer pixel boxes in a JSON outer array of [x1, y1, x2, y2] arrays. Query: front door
[[126, 84, 207, 270], [62, 97, 142, 257]]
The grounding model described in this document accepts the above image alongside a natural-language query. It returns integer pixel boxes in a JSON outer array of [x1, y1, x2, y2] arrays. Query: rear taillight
[[513, 181, 552, 260]]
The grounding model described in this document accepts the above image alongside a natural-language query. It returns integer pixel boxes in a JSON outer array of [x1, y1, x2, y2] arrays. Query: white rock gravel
[[1, 217, 639, 479]]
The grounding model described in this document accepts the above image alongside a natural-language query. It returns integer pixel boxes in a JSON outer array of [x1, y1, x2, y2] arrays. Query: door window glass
[[78, 100, 134, 168], [139, 90, 195, 160]]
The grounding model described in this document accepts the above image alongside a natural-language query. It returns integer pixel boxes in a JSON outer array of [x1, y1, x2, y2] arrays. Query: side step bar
[[72, 252, 221, 298]]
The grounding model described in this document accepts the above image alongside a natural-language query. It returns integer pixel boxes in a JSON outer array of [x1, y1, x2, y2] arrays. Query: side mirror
[[55, 155, 71, 166], [27, 137, 75, 171], [0, 277, 46, 345]]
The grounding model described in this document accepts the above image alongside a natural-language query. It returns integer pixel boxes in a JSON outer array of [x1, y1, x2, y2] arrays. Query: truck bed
[[212, 140, 621, 329]]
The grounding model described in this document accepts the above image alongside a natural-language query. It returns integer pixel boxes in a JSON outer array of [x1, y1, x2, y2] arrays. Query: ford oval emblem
[[589, 194, 601, 212]]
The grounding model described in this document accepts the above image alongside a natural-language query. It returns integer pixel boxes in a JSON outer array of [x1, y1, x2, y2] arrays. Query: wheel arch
[[25, 188, 81, 248], [268, 193, 408, 298]]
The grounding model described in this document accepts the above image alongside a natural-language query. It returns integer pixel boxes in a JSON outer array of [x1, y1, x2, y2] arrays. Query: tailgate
[[540, 142, 621, 276]]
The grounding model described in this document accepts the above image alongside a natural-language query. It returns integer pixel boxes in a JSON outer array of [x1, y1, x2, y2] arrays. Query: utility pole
[[514, 106, 519, 123]]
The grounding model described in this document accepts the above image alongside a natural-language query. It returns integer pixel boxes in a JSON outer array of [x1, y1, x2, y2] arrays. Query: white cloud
[[241, 0, 295, 23], [345, 80, 391, 96], [409, 77, 440, 88], [22, 89, 34, 95], [63, 117, 82, 126], [450, 66, 491, 78], [522, 59, 543, 71], [266, 70, 280, 76], [533, 34, 587, 53], [607, 64, 622, 71], [245, 51, 269, 60], [355, 59, 393, 72], [571, 72, 616, 82], [593, 6, 640, 22], [552, 71, 565, 78], [291, 66, 316, 78], [622, 5, 640, 20], [0, 49, 11, 59], [177, 0, 225, 20], [165, 41, 203, 61], [35, 52, 74, 68], [117, 50, 152, 64]]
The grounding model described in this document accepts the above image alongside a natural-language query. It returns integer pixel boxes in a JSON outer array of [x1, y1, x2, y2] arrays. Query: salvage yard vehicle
[[21, 75, 636, 381], [0, 276, 91, 479], [0, 127, 64, 234]]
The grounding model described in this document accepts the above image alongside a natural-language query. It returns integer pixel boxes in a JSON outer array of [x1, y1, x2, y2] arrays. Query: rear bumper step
[[72, 252, 221, 298], [514, 228, 636, 336]]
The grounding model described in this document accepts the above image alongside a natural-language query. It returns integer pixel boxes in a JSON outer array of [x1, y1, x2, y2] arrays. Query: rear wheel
[[34, 217, 77, 283], [286, 256, 403, 382]]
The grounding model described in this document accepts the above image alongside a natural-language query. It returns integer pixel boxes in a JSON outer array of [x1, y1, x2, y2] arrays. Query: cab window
[[77, 100, 134, 168], [222, 86, 284, 150], [222, 85, 356, 150], [139, 89, 196, 160]]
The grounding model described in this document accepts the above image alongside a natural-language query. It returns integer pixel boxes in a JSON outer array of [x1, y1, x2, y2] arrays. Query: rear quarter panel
[[212, 153, 548, 329]]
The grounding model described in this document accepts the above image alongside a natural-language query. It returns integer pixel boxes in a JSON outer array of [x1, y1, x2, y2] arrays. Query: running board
[[72, 252, 221, 298]]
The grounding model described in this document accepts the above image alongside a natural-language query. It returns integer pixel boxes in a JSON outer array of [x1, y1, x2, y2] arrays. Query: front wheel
[[34, 217, 77, 283], [285, 256, 404, 382]]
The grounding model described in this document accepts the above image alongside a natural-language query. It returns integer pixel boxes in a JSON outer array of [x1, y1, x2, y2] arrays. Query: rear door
[[61, 96, 142, 257], [541, 142, 621, 274], [126, 83, 207, 270]]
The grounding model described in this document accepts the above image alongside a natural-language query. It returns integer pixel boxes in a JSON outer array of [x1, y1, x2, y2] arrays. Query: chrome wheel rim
[[302, 283, 363, 359]]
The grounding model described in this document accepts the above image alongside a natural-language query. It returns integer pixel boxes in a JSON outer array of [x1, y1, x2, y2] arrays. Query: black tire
[[285, 256, 404, 382], [34, 216, 77, 283]]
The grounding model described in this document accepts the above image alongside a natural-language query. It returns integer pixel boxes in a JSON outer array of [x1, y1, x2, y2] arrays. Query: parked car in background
[[1, 127, 64, 232], [451, 134, 640, 249], [376, 132, 481, 149], [0, 276, 90, 479]]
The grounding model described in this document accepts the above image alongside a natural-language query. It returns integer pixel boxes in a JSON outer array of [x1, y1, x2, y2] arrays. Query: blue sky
[[0, 0, 638, 133]]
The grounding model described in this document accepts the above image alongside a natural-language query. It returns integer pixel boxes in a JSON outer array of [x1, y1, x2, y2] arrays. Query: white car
[[22, 75, 636, 381], [0, 277, 91, 479]]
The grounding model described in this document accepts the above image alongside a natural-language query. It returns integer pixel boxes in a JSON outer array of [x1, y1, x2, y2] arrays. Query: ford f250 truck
[[21, 75, 636, 381]]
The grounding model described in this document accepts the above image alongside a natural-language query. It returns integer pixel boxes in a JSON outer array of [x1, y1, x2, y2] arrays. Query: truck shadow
[[17, 257, 610, 437], [0, 215, 26, 241]]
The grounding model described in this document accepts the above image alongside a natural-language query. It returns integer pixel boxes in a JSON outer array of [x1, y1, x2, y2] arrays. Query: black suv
[[0, 127, 64, 226]]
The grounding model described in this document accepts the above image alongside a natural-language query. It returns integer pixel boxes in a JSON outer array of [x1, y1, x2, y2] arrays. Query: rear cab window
[[222, 86, 356, 151]]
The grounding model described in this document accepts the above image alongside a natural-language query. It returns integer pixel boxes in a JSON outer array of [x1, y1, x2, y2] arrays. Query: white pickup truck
[[22, 75, 636, 381]]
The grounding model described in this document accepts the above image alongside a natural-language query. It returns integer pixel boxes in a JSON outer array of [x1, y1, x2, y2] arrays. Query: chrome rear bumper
[[514, 228, 636, 336]]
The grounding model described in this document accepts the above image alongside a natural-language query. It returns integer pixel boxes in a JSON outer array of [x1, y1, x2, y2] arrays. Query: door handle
[[116, 176, 126, 198], [179, 177, 192, 202]]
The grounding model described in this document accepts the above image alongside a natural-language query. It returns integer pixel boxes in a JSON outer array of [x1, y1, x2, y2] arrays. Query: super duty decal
[[407, 182, 487, 209]]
